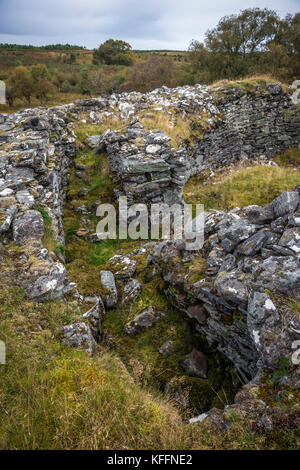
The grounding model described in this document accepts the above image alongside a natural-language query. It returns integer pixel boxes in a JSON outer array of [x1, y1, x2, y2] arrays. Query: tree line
[[0, 43, 85, 50], [188, 8, 299, 83], [1, 8, 299, 107], [4, 64, 128, 107], [92, 8, 299, 91]]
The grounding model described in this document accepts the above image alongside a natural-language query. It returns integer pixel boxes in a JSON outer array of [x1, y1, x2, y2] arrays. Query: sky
[[0, 0, 299, 50]]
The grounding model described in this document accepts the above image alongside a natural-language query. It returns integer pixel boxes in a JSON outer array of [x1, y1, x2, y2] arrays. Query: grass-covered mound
[[184, 153, 300, 211]]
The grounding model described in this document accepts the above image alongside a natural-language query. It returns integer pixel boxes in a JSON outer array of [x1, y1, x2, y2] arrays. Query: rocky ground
[[0, 78, 300, 449]]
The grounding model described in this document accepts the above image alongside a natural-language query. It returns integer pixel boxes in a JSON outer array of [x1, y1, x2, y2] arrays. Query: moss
[[185, 258, 207, 286]]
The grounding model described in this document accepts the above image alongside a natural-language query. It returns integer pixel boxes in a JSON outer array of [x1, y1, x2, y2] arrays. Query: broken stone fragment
[[16, 190, 35, 208], [100, 270, 118, 308], [0, 188, 14, 197], [272, 191, 299, 218], [122, 279, 142, 304], [85, 135, 102, 149], [253, 256, 300, 299], [215, 269, 250, 307], [278, 227, 300, 254], [186, 304, 209, 323], [181, 348, 208, 379], [248, 291, 279, 327], [83, 297, 105, 340], [146, 144, 162, 154], [13, 210, 44, 245], [27, 262, 70, 302], [124, 306, 164, 335], [242, 204, 274, 224], [218, 218, 257, 252], [235, 229, 269, 256], [0, 205, 17, 234], [60, 322, 97, 356], [159, 340, 174, 356]]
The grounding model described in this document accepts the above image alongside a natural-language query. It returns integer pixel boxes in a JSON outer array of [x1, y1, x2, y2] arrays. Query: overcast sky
[[0, 0, 299, 50]]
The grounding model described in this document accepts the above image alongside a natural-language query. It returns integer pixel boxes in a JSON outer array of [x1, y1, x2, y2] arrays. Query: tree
[[93, 39, 134, 66], [8, 66, 34, 105], [52, 69, 65, 92], [205, 8, 280, 56], [187, 8, 300, 84], [77, 70, 95, 96], [122, 57, 174, 93], [5, 84, 16, 108], [266, 43, 290, 78], [30, 64, 55, 105]]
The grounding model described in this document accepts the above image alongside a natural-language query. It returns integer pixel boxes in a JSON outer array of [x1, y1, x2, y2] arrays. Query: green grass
[[38, 206, 51, 226], [0, 284, 299, 449], [183, 164, 300, 211], [274, 148, 300, 168], [0, 286, 201, 450]]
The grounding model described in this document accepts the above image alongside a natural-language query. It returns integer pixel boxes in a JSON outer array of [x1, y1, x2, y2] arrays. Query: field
[[0, 47, 187, 113]]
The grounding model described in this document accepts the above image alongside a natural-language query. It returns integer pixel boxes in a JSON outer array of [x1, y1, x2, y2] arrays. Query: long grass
[[184, 164, 300, 211]]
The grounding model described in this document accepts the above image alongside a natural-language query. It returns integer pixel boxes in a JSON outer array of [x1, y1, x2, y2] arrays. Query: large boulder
[[124, 306, 164, 335], [272, 191, 299, 218]]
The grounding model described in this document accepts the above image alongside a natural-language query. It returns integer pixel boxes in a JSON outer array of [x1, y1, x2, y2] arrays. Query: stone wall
[[0, 82, 299, 380], [195, 84, 300, 171]]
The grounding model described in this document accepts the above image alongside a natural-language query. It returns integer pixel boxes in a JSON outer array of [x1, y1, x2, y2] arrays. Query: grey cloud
[[0, 0, 298, 49]]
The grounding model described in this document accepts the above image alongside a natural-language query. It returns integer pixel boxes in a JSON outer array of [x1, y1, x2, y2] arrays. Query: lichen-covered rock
[[85, 135, 102, 149], [122, 279, 142, 304], [218, 219, 257, 252], [159, 340, 174, 356], [242, 204, 274, 224], [83, 297, 105, 340], [272, 191, 299, 218], [278, 227, 300, 254], [0, 205, 17, 234], [235, 230, 269, 256], [60, 322, 97, 356], [152, 186, 300, 384], [253, 256, 300, 299], [106, 254, 137, 280], [215, 270, 250, 307], [100, 270, 118, 308], [16, 190, 35, 208], [13, 210, 44, 245], [26, 262, 70, 301]]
